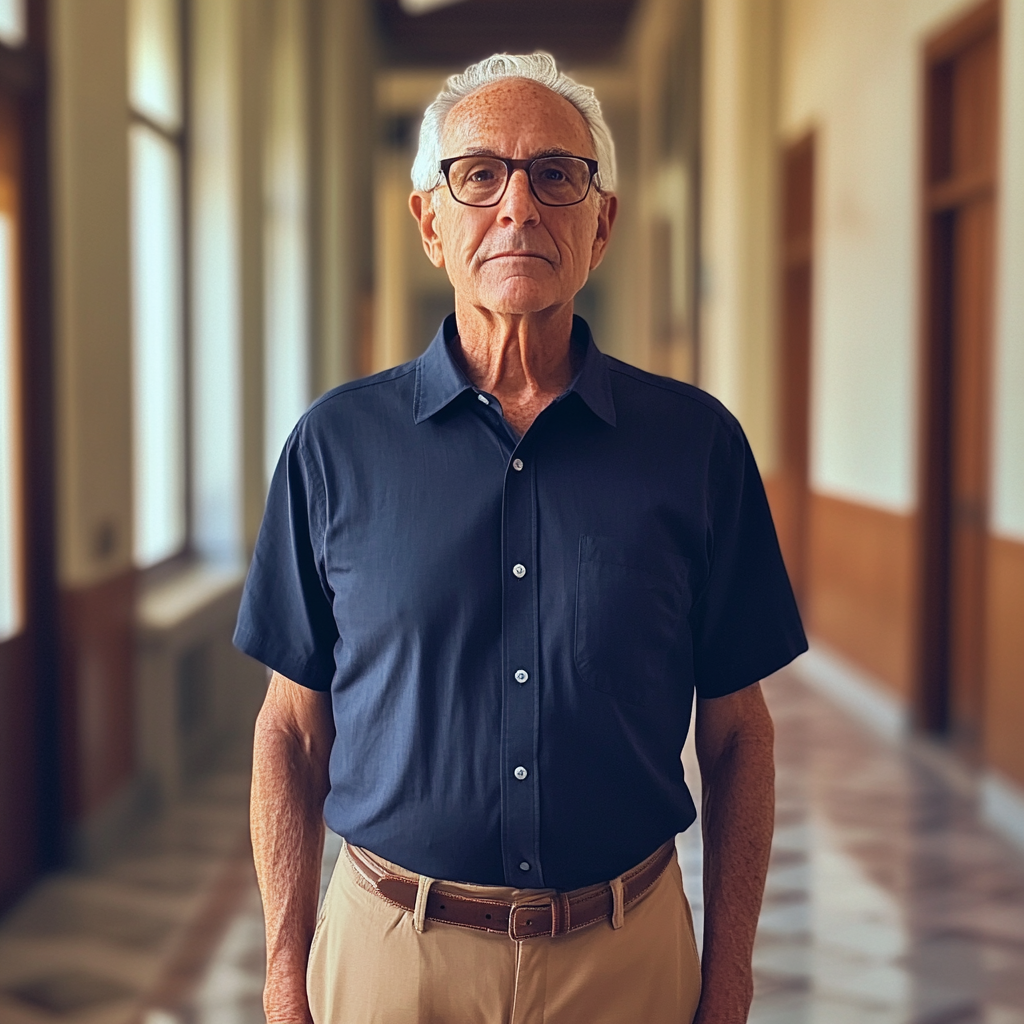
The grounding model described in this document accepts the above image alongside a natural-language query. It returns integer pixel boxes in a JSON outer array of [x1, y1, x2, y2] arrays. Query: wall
[[698, 0, 780, 470], [705, 0, 1024, 792], [779, 0, 982, 510], [51, 0, 133, 590], [50, 0, 137, 826], [312, 0, 375, 390], [625, 0, 702, 383], [986, 0, 1024, 787]]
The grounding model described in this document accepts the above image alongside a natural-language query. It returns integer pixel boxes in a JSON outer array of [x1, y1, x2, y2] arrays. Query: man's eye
[[468, 168, 496, 182], [539, 168, 567, 182]]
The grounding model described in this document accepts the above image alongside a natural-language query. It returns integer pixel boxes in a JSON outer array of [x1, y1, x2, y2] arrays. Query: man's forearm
[[696, 707, 775, 1023], [251, 683, 332, 1024]]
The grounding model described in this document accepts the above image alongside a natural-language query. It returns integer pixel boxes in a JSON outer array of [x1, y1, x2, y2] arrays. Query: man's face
[[411, 78, 617, 316]]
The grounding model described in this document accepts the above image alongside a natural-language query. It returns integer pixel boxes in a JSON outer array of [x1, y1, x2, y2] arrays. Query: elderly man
[[236, 52, 805, 1024]]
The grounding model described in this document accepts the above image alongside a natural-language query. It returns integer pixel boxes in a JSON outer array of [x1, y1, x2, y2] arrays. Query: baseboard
[[793, 640, 1024, 855], [789, 639, 909, 741], [982, 772, 1024, 852]]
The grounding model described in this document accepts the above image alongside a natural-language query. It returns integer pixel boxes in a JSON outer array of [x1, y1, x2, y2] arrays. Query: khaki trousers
[[307, 841, 702, 1024]]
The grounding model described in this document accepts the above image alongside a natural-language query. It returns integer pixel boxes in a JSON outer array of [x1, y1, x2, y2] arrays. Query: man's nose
[[497, 168, 540, 226]]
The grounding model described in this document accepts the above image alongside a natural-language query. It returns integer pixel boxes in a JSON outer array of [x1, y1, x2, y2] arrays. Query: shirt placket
[[500, 442, 543, 887]]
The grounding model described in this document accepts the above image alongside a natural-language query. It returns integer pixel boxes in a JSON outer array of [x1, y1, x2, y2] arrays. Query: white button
[[514, 669, 529, 684], [477, 393, 489, 405], [514, 766, 528, 780], [519, 861, 530, 871], [512, 458, 524, 471], [512, 563, 526, 578]]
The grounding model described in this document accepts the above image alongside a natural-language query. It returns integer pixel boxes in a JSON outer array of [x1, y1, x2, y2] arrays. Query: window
[[0, 0, 26, 48], [0, 0, 23, 646], [0, 209, 20, 640], [128, 0, 186, 568]]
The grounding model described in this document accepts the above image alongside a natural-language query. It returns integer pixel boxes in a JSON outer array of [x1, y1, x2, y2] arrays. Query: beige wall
[[313, 0, 376, 391], [373, 70, 450, 371], [992, 0, 1024, 541], [777, 0, 1007, 512], [699, 0, 780, 470], [50, 0, 134, 587]]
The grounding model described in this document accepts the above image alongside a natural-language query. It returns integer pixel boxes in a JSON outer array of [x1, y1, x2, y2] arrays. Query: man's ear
[[409, 191, 446, 269], [589, 192, 618, 271]]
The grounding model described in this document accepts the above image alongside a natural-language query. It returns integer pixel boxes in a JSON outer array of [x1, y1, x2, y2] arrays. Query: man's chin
[[479, 285, 565, 316]]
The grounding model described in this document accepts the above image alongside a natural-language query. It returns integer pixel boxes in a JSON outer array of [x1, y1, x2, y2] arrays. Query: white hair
[[411, 51, 617, 193]]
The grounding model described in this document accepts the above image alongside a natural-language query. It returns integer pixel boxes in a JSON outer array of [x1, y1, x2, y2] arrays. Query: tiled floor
[[0, 764, 255, 1024], [2, 665, 1024, 1023]]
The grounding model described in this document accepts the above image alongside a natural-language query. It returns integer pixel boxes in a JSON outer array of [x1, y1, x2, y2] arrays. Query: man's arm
[[693, 682, 775, 1024], [251, 672, 335, 1024]]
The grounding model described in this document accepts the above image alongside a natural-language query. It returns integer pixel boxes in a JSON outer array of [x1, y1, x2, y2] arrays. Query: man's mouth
[[485, 251, 552, 262]]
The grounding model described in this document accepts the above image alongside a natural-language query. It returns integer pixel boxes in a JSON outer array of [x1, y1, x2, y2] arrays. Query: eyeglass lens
[[447, 157, 593, 207]]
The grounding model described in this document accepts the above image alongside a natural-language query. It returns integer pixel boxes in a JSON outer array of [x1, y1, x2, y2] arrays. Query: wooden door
[[775, 134, 814, 604], [0, 90, 36, 908], [919, 1, 999, 745]]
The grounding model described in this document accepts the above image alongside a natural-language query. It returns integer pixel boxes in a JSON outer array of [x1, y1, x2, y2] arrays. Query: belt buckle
[[508, 899, 549, 941]]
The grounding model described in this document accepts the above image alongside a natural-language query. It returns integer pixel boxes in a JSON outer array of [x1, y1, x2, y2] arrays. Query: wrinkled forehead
[[441, 78, 595, 159]]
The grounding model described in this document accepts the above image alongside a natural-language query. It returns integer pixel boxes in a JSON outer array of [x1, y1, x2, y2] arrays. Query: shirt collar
[[413, 313, 616, 427]]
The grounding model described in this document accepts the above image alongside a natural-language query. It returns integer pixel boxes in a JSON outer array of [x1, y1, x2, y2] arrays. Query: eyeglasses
[[438, 154, 600, 208]]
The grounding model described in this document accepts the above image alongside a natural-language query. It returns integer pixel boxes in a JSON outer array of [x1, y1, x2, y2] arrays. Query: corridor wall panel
[[805, 493, 916, 698], [983, 537, 1024, 787]]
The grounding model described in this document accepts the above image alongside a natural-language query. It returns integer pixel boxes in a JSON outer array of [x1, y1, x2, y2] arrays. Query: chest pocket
[[574, 535, 689, 706]]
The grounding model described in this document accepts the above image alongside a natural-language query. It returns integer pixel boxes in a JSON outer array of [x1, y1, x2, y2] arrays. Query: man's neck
[[454, 301, 578, 438]]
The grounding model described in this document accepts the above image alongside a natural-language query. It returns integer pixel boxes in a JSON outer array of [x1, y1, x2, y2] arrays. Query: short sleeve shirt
[[234, 316, 807, 890]]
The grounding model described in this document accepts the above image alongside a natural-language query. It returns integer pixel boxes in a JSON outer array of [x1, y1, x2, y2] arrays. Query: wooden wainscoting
[[804, 493, 917, 698], [60, 569, 137, 822], [983, 535, 1024, 788]]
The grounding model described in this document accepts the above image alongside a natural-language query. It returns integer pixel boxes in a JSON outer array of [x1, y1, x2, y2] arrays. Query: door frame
[[914, 0, 1000, 737], [0, 0, 59, 911], [773, 131, 815, 606]]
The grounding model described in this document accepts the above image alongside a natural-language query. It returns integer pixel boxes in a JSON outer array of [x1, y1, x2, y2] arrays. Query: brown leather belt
[[345, 839, 677, 940]]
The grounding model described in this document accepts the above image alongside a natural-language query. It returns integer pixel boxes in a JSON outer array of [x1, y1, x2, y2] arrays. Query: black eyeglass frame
[[437, 154, 601, 208]]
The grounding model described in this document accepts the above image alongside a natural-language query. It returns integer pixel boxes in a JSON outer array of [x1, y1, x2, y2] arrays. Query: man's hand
[[692, 682, 775, 1024], [251, 673, 334, 1024]]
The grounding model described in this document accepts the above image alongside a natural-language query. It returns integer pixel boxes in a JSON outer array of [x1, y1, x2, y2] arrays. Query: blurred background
[[0, 0, 1023, 1021]]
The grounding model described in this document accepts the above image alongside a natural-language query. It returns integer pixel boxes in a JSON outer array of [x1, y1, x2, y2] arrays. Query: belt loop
[[413, 875, 435, 933], [551, 892, 570, 937], [610, 875, 625, 930]]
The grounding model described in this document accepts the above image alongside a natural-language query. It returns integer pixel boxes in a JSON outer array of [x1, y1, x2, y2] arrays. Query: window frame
[[127, 0, 193, 576]]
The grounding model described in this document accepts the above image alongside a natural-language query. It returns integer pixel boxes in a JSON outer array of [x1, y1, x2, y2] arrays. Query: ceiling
[[374, 0, 642, 68]]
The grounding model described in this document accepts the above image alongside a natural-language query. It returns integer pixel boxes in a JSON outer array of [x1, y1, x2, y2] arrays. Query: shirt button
[[512, 563, 526, 578], [512, 458, 524, 471], [477, 393, 490, 405], [514, 766, 528, 780], [514, 669, 529, 684], [519, 861, 530, 872]]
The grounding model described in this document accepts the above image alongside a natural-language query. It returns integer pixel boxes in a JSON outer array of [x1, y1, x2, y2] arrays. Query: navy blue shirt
[[234, 316, 806, 890]]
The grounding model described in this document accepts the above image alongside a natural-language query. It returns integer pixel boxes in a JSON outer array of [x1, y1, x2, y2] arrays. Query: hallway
[[1, 0, 1023, 1019], [1, 662, 1022, 1024]]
